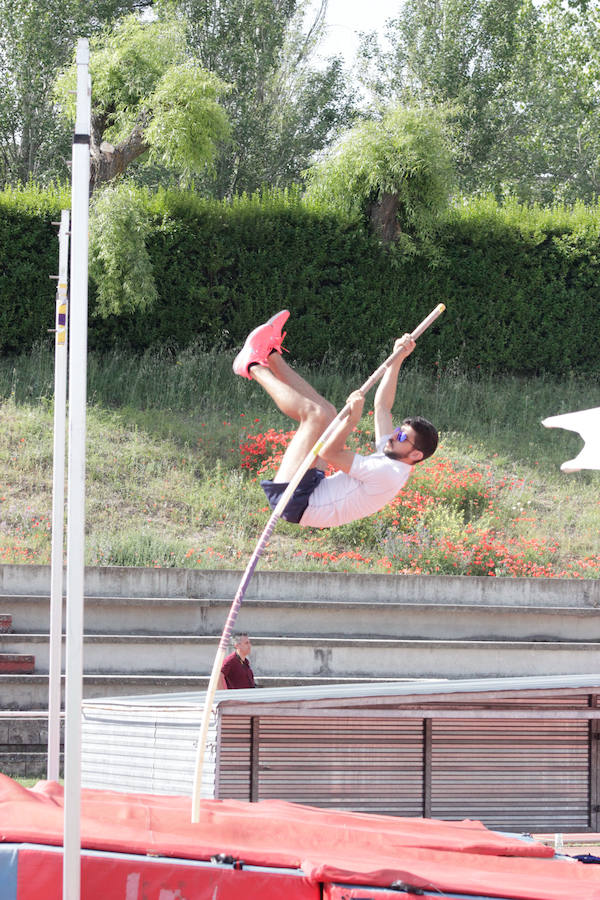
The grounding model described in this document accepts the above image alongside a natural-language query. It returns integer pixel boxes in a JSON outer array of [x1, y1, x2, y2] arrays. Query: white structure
[[63, 38, 91, 900], [83, 673, 600, 834], [48, 209, 69, 782], [543, 407, 600, 472]]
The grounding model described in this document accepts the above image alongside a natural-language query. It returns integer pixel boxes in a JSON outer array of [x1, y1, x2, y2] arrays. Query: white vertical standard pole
[[63, 38, 90, 900], [48, 208, 70, 782]]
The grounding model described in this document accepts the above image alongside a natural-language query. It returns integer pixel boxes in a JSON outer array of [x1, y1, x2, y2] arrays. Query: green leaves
[[88, 15, 189, 139], [357, 0, 600, 204], [171, 0, 355, 197], [144, 65, 230, 177], [0, 0, 148, 187], [8, 1, 352, 196], [305, 105, 454, 253], [54, 13, 231, 190], [89, 182, 157, 316]]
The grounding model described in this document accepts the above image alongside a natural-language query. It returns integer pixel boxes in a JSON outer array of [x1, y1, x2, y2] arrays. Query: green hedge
[[2, 185, 600, 375], [0, 185, 69, 353], [90, 190, 407, 369]]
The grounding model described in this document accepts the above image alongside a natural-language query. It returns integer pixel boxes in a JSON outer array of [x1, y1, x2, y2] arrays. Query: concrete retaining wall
[[0, 563, 598, 607]]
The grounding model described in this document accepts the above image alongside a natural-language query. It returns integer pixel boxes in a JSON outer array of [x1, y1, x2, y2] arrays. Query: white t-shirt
[[299, 434, 412, 529]]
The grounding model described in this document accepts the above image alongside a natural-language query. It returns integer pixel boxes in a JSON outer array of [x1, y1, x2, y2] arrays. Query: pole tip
[[438, 303, 446, 313]]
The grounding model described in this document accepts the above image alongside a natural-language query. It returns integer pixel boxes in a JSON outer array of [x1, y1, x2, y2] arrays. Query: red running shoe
[[233, 309, 290, 378]]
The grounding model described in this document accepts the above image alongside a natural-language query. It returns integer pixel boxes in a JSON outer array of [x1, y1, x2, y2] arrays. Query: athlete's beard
[[383, 447, 403, 461]]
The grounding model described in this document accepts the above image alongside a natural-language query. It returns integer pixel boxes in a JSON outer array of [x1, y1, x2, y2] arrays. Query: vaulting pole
[[63, 38, 90, 900], [191, 303, 445, 821], [47, 208, 70, 782]]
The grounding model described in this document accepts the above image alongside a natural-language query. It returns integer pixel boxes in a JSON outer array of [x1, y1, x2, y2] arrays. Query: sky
[[316, 0, 402, 65]]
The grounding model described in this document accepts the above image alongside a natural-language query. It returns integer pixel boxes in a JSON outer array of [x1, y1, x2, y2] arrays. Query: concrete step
[[3, 632, 600, 679], [0, 653, 34, 674], [2, 564, 597, 608], [0, 713, 62, 745], [0, 751, 60, 778], [3, 595, 600, 642]]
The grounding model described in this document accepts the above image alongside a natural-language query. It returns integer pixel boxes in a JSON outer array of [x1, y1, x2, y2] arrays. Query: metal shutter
[[257, 716, 423, 816], [431, 717, 590, 831], [218, 714, 252, 800]]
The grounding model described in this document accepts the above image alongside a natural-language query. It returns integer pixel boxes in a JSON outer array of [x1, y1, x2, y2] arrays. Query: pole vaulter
[[191, 302, 445, 822]]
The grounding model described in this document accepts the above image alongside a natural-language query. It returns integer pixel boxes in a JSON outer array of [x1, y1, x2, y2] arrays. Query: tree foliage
[[89, 182, 157, 317], [55, 14, 230, 190], [144, 65, 230, 175], [161, 0, 356, 197], [304, 105, 454, 251], [1, 0, 354, 196], [357, 0, 600, 204], [0, 0, 150, 187], [506, 0, 600, 203]]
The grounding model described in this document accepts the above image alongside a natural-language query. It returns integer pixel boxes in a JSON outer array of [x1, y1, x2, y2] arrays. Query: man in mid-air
[[233, 310, 438, 529]]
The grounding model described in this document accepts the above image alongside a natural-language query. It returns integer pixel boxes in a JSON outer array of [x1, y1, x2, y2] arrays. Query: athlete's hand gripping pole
[[190, 303, 445, 821]]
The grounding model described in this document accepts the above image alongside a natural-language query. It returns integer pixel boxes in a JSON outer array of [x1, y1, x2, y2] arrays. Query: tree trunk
[[90, 111, 150, 193], [367, 191, 401, 244]]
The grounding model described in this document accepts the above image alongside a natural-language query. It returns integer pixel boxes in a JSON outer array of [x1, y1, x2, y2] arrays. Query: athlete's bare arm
[[374, 335, 415, 443], [318, 391, 365, 474]]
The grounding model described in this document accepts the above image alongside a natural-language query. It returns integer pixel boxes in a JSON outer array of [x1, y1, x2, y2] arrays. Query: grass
[[0, 343, 598, 577]]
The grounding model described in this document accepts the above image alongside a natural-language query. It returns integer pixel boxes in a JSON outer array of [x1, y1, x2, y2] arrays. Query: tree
[[161, 0, 356, 197], [505, 0, 600, 203], [0, 0, 151, 187], [357, 0, 600, 204], [53, 13, 230, 317], [304, 105, 454, 251], [55, 14, 230, 192], [357, 0, 533, 196]]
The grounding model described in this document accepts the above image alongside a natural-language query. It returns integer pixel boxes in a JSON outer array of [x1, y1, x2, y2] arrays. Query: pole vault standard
[[191, 302, 445, 822], [63, 38, 90, 900], [47, 209, 70, 782]]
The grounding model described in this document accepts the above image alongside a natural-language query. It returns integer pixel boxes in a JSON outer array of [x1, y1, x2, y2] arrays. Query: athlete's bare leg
[[249, 357, 336, 482], [266, 352, 329, 406]]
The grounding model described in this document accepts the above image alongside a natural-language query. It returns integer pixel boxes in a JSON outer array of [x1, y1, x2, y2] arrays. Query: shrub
[[2, 184, 600, 376]]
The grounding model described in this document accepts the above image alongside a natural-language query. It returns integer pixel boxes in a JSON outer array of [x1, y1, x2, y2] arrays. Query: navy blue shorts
[[260, 468, 325, 523]]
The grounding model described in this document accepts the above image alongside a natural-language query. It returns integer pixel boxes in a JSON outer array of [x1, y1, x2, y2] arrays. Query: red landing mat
[[13, 845, 316, 900], [2, 775, 600, 899]]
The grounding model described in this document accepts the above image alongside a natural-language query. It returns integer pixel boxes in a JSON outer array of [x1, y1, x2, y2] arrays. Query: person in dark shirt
[[218, 632, 256, 689]]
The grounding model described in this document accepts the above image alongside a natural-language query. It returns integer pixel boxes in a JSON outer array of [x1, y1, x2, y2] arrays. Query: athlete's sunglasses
[[392, 426, 418, 450]]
